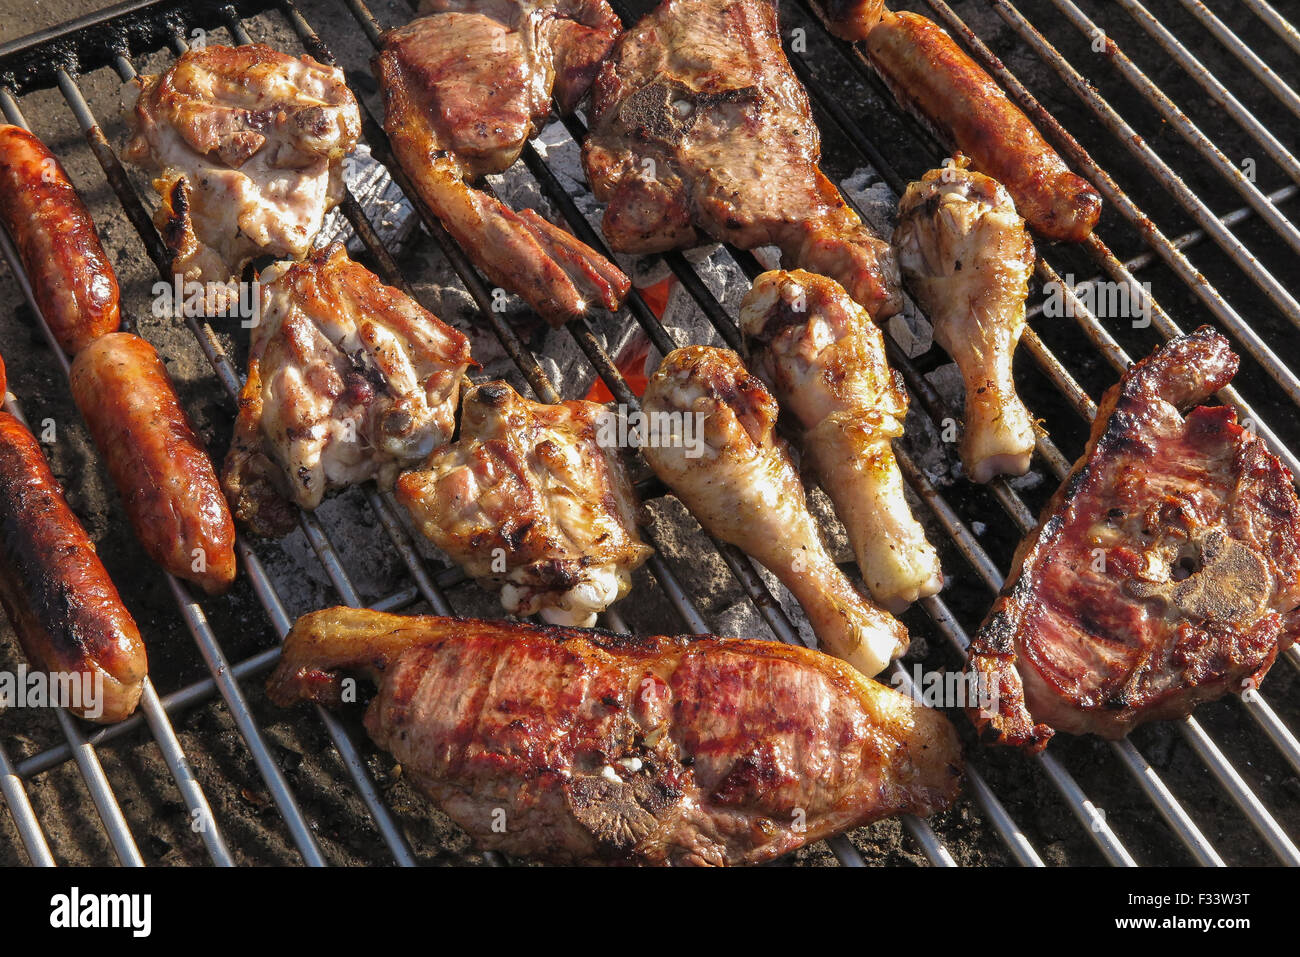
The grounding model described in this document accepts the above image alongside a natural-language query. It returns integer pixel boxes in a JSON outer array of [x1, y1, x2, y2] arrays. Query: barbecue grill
[[0, 0, 1297, 867]]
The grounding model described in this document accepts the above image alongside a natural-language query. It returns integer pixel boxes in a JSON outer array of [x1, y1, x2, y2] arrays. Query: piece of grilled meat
[[396, 381, 652, 626], [641, 346, 908, 676], [740, 269, 942, 611], [222, 243, 473, 537], [966, 328, 1300, 752], [125, 44, 360, 285], [894, 157, 1037, 484], [583, 0, 901, 319], [268, 607, 963, 865], [374, 1, 630, 326]]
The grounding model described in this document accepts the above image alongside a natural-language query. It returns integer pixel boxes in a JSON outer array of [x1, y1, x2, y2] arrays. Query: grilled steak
[[268, 608, 963, 865], [582, 0, 901, 319], [966, 328, 1300, 751]]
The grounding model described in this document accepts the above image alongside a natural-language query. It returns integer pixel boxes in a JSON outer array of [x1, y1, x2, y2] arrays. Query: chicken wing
[[893, 157, 1037, 483], [222, 243, 473, 537], [396, 381, 652, 625], [640, 345, 907, 676], [267, 607, 963, 865], [373, 1, 630, 326], [740, 269, 942, 611], [125, 44, 361, 285]]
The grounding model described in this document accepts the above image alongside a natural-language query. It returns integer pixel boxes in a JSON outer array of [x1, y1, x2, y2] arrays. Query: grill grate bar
[[1117, 0, 1300, 187], [1047, 0, 1300, 303], [1244, 0, 1300, 58], [0, 739, 54, 866], [1178, 716, 1300, 865], [1179, 0, 1300, 120]]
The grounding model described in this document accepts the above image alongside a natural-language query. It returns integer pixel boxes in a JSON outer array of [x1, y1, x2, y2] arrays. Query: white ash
[[972, 521, 987, 537], [315, 144, 417, 255]]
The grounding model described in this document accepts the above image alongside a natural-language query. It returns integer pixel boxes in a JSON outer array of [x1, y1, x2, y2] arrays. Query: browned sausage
[[865, 11, 1101, 243], [0, 124, 120, 355], [0, 411, 147, 723], [0, 348, 6, 397], [819, 0, 886, 42], [70, 333, 237, 595]]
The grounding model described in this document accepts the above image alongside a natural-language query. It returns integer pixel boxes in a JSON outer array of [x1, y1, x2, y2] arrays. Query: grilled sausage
[[0, 348, 6, 397], [0, 124, 120, 355], [70, 333, 237, 595], [864, 11, 1101, 243], [0, 412, 147, 723]]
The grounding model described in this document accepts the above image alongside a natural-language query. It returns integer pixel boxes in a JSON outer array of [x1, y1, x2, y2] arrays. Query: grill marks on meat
[[222, 243, 472, 537], [582, 0, 902, 319], [267, 608, 962, 865], [967, 328, 1300, 751], [125, 44, 361, 285], [396, 380, 652, 626], [374, 1, 630, 326]]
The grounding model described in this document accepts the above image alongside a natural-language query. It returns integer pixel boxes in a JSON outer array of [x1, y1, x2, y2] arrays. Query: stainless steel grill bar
[[1118, 0, 1300, 187], [1049, 0, 1300, 286], [986, 1, 1300, 332], [1179, 0, 1300, 120], [1244, 0, 1300, 58], [0, 738, 55, 866]]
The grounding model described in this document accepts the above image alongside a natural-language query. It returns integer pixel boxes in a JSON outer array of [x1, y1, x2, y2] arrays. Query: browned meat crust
[[268, 607, 963, 865], [70, 333, 237, 595], [966, 328, 1300, 751], [0, 124, 120, 355], [0, 412, 147, 723]]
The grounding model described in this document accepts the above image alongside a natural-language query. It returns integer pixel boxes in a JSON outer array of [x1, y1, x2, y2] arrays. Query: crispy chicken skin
[[740, 269, 942, 611], [894, 157, 1037, 484], [640, 345, 908, 676], [967, 329, 1300, 751], [396, 381, 652, 626], [267, 608, 963, 865], [374, 1, 630, 326], [125, 44, 361, 284], [583, 0, 902, 319], [222, 243, 472, 537]]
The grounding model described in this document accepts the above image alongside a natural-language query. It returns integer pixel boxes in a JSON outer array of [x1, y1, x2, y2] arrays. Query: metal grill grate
[[0, 0, 1297, 866]]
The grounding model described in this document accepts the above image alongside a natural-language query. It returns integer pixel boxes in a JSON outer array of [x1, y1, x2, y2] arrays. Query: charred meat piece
[[894, 157, 1037, 484], [374, 1, 630, 326], [125, 44, 361, 284], [396, 381, 652, 626], [740, 269, 942, 611], [583, 0, 901, 319], [966, 328, 1300, 751], [267, 607, 963, 865], [222, 243, 473, 537], [641, 345, 908, 676]]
